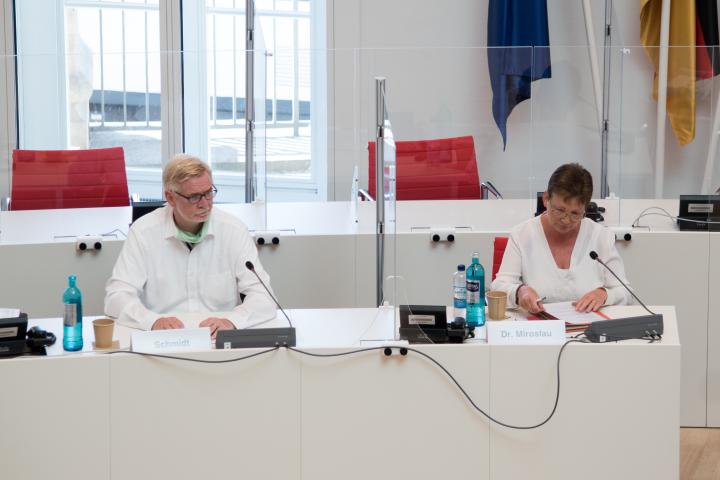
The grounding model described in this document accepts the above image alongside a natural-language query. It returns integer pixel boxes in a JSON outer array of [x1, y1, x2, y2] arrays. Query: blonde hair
[[163, 154, 212, 192]]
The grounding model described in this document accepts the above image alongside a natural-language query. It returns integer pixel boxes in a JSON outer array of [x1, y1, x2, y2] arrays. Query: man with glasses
[[105, 154, 276, 337], [491, 163, 633, 314]]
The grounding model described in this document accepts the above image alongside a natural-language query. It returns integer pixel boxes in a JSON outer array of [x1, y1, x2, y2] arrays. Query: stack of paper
[[528, 302, 609, 332]]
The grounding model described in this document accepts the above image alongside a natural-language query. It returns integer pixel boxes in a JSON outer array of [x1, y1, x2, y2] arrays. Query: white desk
[[0, 199, 711, 429], [0, 306, 680, 480]]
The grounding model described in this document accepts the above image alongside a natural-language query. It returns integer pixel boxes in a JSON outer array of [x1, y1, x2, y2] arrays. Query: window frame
[[0, 0, 327, 204]]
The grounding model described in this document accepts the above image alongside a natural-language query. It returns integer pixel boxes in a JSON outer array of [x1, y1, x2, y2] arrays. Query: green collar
[[176, 217, 210, 244]]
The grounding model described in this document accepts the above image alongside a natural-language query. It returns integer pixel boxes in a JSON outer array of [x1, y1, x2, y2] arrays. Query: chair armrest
[[480, 181, 503, 200], [358, 189, 375, 201]]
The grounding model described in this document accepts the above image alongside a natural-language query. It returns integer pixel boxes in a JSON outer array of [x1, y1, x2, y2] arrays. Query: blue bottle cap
[[457, 264, 465, 271]]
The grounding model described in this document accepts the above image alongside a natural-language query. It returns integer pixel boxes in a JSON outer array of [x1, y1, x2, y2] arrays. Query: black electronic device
[[534, 192, 545, 217], [585, 201, 605, 223], [216, 260, 297, 348], [677, 195, 720, 231], [131, 199, 166, 224], [584, 314, 663, 343], [586, 251, 664, 342], [0, 312, 29, 356], [216, 327, 296, 349], [398, 305, 474, 344]]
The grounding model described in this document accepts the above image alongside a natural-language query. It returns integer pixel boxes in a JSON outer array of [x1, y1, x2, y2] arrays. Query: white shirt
[[104, 206, 277, 330], [491, 215, 633, 308]]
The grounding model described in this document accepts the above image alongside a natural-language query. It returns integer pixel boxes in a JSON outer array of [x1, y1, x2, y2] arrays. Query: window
[[14, 0, 163, 199], [7, 0, 325, 202], [184, 0, 322, 202]]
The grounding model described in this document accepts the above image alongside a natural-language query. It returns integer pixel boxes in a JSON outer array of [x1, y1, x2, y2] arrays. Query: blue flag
[[488, 0, 552, 149]]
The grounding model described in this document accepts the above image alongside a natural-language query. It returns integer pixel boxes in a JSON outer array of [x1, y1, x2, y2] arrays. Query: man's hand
[[199, 317, 236, 340], [573, 288, 608, 313], [152, 317, 185, 330], [517, 285, 545, 314]]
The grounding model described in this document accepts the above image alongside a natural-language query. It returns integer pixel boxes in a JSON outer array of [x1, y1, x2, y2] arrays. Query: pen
[[536, 296, 547, 305]]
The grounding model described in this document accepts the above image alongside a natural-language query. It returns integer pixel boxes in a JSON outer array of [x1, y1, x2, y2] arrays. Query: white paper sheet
[[541, 301, 607, 325]]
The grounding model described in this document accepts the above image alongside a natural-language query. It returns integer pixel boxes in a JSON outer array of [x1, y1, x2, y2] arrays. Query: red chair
[[367, 135, 480, 200], [10, 147, 130, 210], [492, 236, 509, 281]]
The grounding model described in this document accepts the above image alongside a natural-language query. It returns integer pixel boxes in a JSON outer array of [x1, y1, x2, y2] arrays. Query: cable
[[288, 340, 587, 430], [632, 206, 720, 228], [104, 346, 279, 363], [101, 228, 128, 238], [98, 339, 618, 430]]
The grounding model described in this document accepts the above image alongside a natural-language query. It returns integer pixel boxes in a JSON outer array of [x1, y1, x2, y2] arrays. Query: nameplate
[[131, 328, 212, 353], [487, 320, 565, 345]]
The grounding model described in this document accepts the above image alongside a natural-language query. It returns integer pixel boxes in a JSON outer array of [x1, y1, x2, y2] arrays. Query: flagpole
[[701, 86, 720, 194], [600, 0, 614, 198], [581, 0, 603, 131], [654, 0, 672, 198]]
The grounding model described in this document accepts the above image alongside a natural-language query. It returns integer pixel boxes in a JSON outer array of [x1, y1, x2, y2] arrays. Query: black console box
[[131, 199, 166, 224], [677, 195, 720, 231], [398, 305, 468, 344], [399, 304, 448, 343], [584, 314, 664, 343], [0, 312, 28, 356], [216, 327, 296, 349]]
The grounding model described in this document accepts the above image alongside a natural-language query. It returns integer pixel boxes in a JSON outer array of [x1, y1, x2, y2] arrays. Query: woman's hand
[[517, 285, 545, 314], [573, 288, 608, 312]]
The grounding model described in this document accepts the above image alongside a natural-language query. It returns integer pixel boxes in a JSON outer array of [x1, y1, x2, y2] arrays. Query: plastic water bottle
[[453, 264, 467, 320], [63, 274, 83, 351], [466, 253, 486, 327]]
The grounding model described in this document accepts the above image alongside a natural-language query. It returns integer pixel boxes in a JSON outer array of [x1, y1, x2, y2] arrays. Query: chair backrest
[[368, 135, 480, 200], [492, 236, 509, 281], [10, 147, 130, 210]]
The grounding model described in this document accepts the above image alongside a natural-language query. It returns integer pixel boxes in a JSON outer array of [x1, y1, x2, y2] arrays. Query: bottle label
[[64, 303, 77, 327], [467, 281, 480, 304], [453, 286, 467, 308]]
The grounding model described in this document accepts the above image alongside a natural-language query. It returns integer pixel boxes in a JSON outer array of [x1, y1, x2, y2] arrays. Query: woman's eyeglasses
[[547, 202, 584, 222]]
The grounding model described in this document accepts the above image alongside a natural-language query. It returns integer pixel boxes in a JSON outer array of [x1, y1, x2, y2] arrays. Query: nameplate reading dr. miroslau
[[487, 320, 565, 345]]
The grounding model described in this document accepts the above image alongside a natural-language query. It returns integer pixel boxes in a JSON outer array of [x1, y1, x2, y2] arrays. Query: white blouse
[[491, 215, 633, 308]]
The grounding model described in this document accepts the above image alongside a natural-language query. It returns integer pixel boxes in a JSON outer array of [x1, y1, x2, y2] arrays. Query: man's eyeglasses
[[547, 202, 585, 222], [173, 185, 218, 204]]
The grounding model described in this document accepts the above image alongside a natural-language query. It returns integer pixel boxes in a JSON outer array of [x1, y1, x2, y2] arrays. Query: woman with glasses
[[105, 154, 276, 337], [491, 163, 632, 314]]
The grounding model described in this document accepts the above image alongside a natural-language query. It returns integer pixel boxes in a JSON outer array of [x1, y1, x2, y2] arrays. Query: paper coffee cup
[[487, 291, 508, 320], [93, 318, 115, 349]]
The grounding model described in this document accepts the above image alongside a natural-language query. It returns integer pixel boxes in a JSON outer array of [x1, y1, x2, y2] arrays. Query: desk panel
[[109, 349, 302, 480], [707, 235, 720, 426], [0, 356, 111, 480], [300, 345, 491, 480], [488, 342, 680, 480], [617, 233, 709, 426]]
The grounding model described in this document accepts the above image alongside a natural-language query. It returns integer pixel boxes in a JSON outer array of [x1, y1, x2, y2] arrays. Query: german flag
[[640, 0, 720, 146], [696, 0, 719, 80]]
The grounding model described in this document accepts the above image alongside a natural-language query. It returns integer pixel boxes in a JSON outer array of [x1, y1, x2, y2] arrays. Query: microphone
[[245, 261, 293, 328], [585, 251, 663, 342], [213, 261, 296, 349]]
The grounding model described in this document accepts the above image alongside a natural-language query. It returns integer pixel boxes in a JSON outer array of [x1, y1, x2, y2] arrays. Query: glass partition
[[252, 23, 269, 223], [0, 54, 12, 208], [614, 45, 717, 230]]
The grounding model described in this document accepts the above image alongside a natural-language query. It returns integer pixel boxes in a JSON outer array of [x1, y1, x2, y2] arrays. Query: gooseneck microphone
[[585, 251, 663, 342], [214, 261, 296, 348], [245, 261, 293, 329], [588, 251, 655, 315]]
